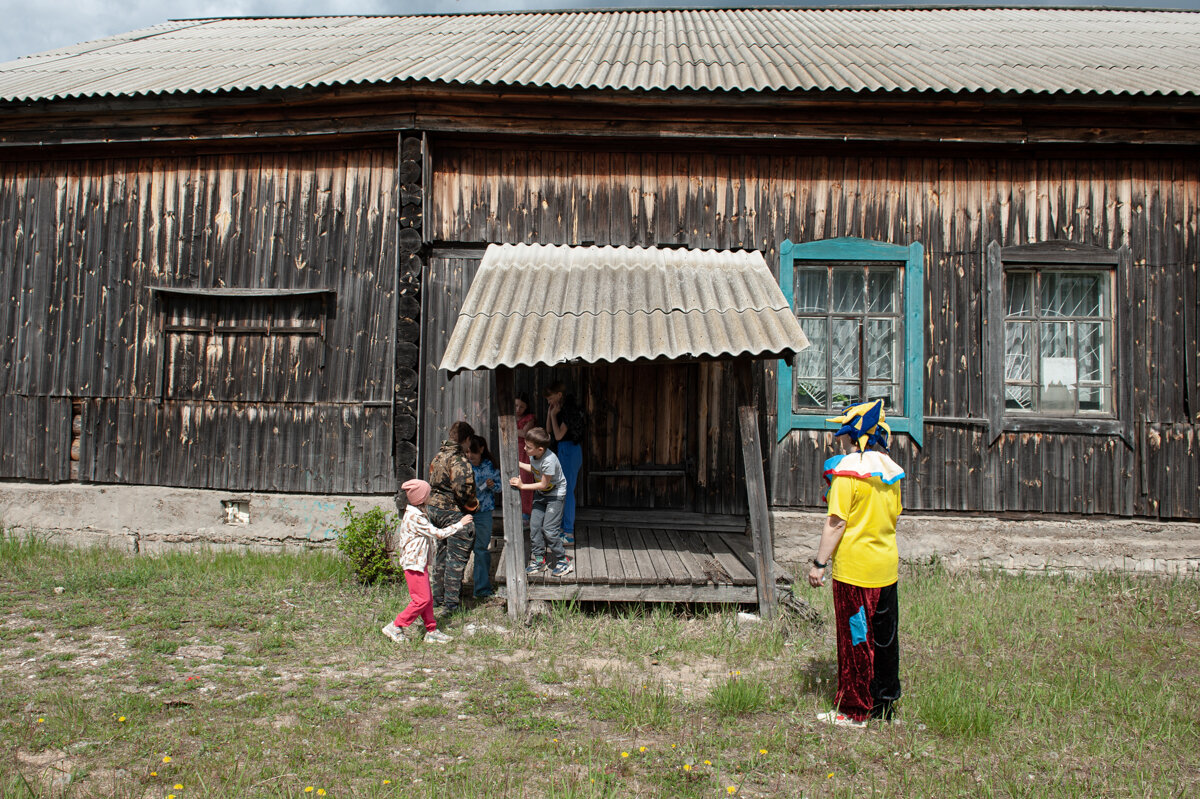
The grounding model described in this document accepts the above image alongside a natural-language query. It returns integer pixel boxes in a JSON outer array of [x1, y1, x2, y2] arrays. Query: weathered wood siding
[[0, 149, 398, 493], [428, 145, 1200, 519]]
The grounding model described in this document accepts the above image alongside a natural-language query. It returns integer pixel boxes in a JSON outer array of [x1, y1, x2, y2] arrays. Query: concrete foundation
[[0, 482, 394, 554], [3, 482, 1197, 575], [773, 510, 1200, 576]]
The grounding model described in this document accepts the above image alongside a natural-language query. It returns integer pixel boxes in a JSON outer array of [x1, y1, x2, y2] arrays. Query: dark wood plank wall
[[0, 150, 398, 492], [428, 145, 1200, 519]]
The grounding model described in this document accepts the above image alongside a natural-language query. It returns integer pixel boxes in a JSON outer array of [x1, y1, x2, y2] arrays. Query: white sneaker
[[381, 622, 406, 643], [424, 629, 454, 644], [816, 710, 867, 729]]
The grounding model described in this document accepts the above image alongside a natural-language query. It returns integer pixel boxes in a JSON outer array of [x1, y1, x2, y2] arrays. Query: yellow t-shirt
[[827, 474, 902, 588]]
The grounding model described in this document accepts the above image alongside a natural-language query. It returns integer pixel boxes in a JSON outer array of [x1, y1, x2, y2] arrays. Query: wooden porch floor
[[495, 509, 793, 603]]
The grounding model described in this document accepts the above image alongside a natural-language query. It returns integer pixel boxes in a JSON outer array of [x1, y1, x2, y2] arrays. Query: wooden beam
[[495, 366, 528, 620], [735, 360, 775, 619]]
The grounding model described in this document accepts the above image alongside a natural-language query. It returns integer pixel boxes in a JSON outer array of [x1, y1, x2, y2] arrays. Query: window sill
[[1001, 416, 1123, 436]]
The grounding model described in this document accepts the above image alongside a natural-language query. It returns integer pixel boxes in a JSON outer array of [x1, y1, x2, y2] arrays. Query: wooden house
[[1, 9, 1198, 601]]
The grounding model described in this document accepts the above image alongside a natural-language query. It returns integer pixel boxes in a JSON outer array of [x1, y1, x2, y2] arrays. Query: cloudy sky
[[2, 0, 1198, 65]]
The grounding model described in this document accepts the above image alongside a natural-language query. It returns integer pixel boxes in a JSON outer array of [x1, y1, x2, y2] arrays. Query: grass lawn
[[1, 534, 1197, 798]]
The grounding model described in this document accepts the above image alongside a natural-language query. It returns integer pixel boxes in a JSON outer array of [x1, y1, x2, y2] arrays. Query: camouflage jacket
[[427, 440, 479, 514]]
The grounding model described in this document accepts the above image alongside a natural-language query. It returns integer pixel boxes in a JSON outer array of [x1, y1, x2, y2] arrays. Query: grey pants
[[427, 505, 474, 611], [530, 495, 566, 565]]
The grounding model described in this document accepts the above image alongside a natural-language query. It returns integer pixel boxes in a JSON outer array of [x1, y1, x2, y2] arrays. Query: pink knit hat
[[401, 479, 431, 506]]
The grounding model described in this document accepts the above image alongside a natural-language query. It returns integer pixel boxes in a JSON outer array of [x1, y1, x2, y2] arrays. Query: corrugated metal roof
[[438, 243, 809, 372], [3, 9, 1200, 102]]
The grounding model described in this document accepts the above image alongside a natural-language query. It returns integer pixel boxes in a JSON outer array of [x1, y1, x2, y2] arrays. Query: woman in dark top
[[543, 382, 585, 545]]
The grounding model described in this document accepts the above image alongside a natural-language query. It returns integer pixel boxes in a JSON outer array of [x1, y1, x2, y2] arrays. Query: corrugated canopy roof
[[3, 8, 1200, 102], [438, 243, 809, 373]]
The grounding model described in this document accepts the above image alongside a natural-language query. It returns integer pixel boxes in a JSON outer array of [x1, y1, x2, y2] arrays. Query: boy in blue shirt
[[509, 426, 573, 577]]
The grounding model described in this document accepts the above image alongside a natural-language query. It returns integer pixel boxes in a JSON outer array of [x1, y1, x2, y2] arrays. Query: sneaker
[[381, 622, 405, 643], [424, 629, 454, 644], [816, 710, 867, 729], [561, 533, 575, 546], [525, 558, 547, 575], [550, 557, 574, 577]]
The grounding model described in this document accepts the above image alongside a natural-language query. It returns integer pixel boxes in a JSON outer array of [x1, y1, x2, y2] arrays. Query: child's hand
[[485, 478, 495, 489], [509, 476, 522, 488], [461, 514, 474, 527]]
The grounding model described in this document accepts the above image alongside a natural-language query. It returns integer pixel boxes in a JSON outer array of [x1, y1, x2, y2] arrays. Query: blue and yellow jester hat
[[827, 400, 891, 451]]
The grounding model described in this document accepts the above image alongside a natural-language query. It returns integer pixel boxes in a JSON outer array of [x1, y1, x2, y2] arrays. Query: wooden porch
[[494, 509, 793, 604]]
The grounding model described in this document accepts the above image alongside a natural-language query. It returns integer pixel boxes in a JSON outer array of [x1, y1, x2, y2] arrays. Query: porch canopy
[[438, 242, 809, 619], [439, 243, 808, 373]]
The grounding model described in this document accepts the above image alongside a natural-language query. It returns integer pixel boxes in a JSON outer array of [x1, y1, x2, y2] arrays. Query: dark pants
[[427, 505, 474, 612], [472, 509, 494, 597], [556, 440, 582, 534], [832, 579, 901, 722]]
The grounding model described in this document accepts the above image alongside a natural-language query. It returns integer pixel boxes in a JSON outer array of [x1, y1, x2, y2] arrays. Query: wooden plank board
[[601, 526, 626, 585], [660, 528, 710, 585], [651, 529, 693, 586], [613, 528, 644, 584], [637, 528, 679, 586], [703, 533, 756, 585], [574, 524, 596, 584], [526, 583, 756, 604]]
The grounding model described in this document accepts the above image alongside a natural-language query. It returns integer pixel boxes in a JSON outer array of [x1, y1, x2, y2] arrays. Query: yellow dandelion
[[827, 772, 834, 779], [383, 780, 390, 785], [305, 788, 314, 793], [168, 795, 175, 799], [735, 671, 741, 676], [150, 772, 157, 777], [704, 760, 712, 766], [553, 738, 558, 743], [118, 716, 126, 722], [173, 785, 183, 790], [671, 744, 677, 749], [683, 764, 692, 772], [318, 791, 326, 796], [728, 787, 738, 795], [639, 746, 646, 753], [36, 718, 44, 723], [759, 748, 767, 755], [621, 751, 629, 758], [162, 756, 172, 763]]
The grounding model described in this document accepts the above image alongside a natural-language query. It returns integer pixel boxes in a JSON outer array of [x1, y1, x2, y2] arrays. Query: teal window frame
[[776, 237, 925, 445]]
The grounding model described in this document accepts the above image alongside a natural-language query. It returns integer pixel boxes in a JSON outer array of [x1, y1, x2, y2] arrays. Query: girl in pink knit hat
[[383, 479, 473, 644]]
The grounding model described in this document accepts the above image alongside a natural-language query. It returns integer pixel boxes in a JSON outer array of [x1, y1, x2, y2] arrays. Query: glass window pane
[[1078, 385, 1109, 413], [794, 317, 827, 379], [832, 268, 865, 312], [1006, 384, 1032, 411], [865, 318, 896, 381], [832, 382, 861, 409], [1004, 321, 1032, 383], [793, 317, 827, 411], [1041, 272, 1105, 318], [793, 269, 827, 313], [867, 382, 903, 414], [1005, 272, 1033, 317], [831, 319, 861, 380], [1039, 321, 1073, 359], [867, 269, 898, 313], [1076, 321, 1107, 382]]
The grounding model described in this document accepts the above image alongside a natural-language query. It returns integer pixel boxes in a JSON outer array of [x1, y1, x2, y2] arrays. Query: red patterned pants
[[832, 579, 901, 722]]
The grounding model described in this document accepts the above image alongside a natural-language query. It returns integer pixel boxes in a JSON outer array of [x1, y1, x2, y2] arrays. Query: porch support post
[[495, 366, 528, 620], [735, 359, 775, 619]]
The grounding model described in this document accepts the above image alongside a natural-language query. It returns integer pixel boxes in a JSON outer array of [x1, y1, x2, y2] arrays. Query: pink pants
[[395, 569, 437, 631]]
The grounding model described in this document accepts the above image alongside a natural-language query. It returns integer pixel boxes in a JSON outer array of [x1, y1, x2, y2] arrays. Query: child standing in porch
[[382, 479, 472, 644], [466, 434, 501, 598], [509, 426, 573, 577]]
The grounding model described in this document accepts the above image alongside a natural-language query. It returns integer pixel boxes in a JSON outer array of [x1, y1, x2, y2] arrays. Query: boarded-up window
[[155, 289, 331, 403]]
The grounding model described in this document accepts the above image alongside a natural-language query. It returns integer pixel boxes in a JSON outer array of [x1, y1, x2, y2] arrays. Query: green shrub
[[335, 502, 398, 585]]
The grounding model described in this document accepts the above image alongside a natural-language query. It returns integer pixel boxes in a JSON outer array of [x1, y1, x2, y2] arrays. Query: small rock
[[736, 611, 761, 624], [53, 587, 65, 594], [456, 714, 468, 720]]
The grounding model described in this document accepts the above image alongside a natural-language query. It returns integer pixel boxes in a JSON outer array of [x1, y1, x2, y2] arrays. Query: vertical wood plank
[[495, 367, 528, 620]]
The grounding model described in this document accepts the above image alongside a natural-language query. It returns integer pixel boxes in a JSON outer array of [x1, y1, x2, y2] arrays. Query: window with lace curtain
[[777, 238, 925, 445]]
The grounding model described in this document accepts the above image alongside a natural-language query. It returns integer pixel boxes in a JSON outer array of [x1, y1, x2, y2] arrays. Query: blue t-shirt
[[471, 460, 502, 513], [530, 450, 567, 499]]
